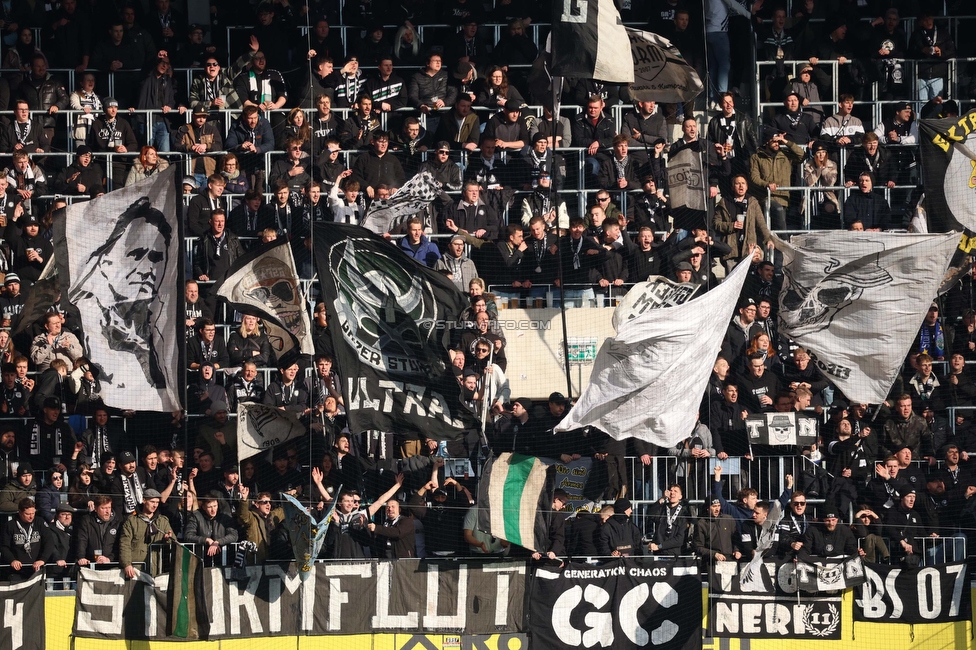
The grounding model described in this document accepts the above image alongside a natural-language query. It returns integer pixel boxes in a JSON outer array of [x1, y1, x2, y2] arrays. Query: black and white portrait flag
[[53, 166, 182, 412]]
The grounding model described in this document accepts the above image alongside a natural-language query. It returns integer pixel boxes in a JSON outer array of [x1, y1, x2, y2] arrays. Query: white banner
[[237, 402, 307, 458], [626, 28, 704, 103], [774, 231, 959, 404], [55, 167, 181, 412], [611, 275, 699, 331], [555, 258, 751, 446]]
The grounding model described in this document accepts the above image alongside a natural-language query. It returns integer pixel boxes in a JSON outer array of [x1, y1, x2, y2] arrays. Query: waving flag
[[555, 258, 751, 446], [774, 231, 959, 403], [550, 0, 634, 83], [52, 166, 182, 412]]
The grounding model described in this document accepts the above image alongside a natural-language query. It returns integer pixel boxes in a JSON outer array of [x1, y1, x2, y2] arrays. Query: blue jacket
[[399, 234, 441, 268], [225, 115, 275, 166]]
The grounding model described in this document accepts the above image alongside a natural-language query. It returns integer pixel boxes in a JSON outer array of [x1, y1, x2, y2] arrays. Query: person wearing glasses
[[774, 491, 811, 559], [234, 49, 288, 115], [236, 485, 286, 563], [33, 466, 66, 523], [269, 137, 312, 196]]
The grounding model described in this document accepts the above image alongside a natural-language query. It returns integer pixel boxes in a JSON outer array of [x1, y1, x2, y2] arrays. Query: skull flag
[[214, 238, 315, 362], [313, 223, 474, 440], [774, 231, 959, 404]]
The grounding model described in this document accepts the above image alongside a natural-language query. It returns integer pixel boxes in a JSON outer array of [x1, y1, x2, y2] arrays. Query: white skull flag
[[774, 231, 959, 404], [214, 238, 315, 361]]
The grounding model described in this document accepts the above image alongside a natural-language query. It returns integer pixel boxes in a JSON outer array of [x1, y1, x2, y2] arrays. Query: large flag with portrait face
[[312, 223, 474, 440], [774, 231, 959, 404], [550, 0, 634, 83], [52, 166, 182, 412]]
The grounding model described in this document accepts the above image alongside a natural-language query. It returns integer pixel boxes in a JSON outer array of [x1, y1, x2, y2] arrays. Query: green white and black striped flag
[[169, 542, 200, 639], [477, 452, 552, 552]]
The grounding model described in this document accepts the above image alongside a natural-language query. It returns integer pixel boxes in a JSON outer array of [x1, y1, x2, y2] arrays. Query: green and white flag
[[170, 542, 200, 639], [477, 452, 552, 552]]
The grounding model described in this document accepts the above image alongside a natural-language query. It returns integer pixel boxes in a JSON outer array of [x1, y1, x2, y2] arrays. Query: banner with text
[[855, 561, 971, 624], [73, 560, 526, 640], [529, 558, 701, 650], [0, 573, 45, 650], [708, 557, 866, 639], [745, 412, 819, 447]]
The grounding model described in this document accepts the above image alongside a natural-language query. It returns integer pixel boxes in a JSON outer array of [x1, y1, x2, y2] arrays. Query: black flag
[[312, 223, 473, 440], [550, 0, 633, 82]]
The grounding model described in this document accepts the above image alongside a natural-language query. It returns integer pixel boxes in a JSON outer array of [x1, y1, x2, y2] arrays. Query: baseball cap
[[104, 97, 118, 108], [434, 141, 451, 152], [549, 392, 567, 405], [42, 396, 61, 410], [117, 451, 136, 464]]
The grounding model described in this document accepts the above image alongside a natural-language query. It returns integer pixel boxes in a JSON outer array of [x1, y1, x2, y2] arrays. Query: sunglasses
[[51, 475, 63, 480], [206, 62, 219, 67], [792, 501, 806, 505], [256, 500, 271, 504], [597, 197, 610, 202]]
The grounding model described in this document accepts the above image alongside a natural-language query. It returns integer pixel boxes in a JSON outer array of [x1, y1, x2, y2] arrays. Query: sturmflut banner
[[0, 573, 45, 650], [52, 166, 182, 412], [709, 557, 865, 639], [774, 231, 959, 404], [73, 561, 526, 640], [529, 558, 701, 650], [855, 561, 971, 623]]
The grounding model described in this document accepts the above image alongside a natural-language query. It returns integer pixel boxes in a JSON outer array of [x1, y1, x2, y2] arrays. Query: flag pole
[[480, 346, 494, 449], [551, 75, 574, 400]]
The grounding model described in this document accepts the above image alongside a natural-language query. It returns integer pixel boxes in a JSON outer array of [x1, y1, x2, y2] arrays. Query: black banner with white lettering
[[313, 223, 475, 440], [855, 561, 971, 624], [529, 558, 701, 650], [708, 557, 865, 639], [0, 573, 44, 650], [73, 560, 526, 640]]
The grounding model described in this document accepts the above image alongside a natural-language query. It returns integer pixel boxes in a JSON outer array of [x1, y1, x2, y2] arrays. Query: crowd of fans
[[0, 0, 976, 584]]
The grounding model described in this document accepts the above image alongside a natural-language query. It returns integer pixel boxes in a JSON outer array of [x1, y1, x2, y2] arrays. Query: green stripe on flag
[[173, 544, 192, 638], [502, 453, 536, 546]]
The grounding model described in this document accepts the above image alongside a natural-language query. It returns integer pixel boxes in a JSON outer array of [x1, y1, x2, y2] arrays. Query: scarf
[[248, 71, 272, 104], [14, 519, 38, 555], [14, 119, 31, 146], [210, 230, 226, 258], [122, 471, 144, 513], [919, 321, 945, 357]]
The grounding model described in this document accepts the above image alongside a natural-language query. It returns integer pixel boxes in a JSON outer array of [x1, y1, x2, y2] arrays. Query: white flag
[[237, 402, 307, 458], [627, 29, 704, 103], [774, 231, 959, 404], [53, 167, 181, 412], [555, 259, 751, 446]]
